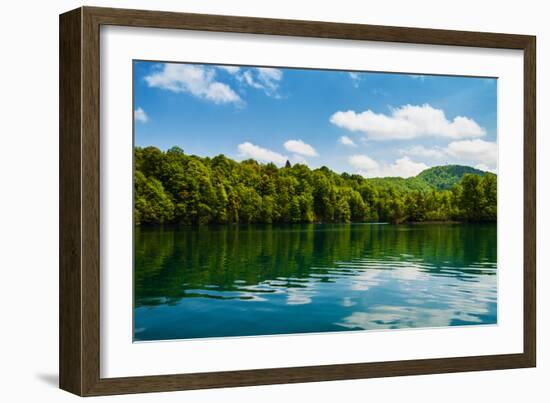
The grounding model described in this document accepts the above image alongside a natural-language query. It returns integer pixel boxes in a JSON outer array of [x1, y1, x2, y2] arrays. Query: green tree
[[480, 174, 497, 221], [459, 174, 484, 221], [133, 147, 496, 226], [134, 171, 174, 224]]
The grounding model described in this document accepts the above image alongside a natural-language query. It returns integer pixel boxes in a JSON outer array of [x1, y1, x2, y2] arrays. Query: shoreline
[[136, 220, 496, 228]]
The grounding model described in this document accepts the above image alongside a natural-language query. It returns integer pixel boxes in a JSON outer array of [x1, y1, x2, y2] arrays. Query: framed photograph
[[59, 6, 536, 396]]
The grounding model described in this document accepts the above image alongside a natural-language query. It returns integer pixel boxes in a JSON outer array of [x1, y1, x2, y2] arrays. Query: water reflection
[[134, 223, 497, 340]]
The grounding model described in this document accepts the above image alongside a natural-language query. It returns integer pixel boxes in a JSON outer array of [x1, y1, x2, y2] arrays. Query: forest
[[134, 146, 497, 226]]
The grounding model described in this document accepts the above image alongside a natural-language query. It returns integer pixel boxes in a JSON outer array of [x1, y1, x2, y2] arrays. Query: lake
[[134, 223, 497, 341]]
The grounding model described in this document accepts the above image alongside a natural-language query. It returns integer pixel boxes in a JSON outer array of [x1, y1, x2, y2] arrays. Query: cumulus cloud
[[349, 154, 379, 171], [258, 67, 283, 83], [144, 63, 242, 104], [399, 145, 446, 159], [339, 135, 357, 147], [241, 71, 262, 89], [374, 157, 429, 178], [398, 139, 497, 171], [134, 107, 148, 123], [238, 142, 288, 166], [218, 66, 240, 74], [349, 155, 429, 178], [283, 139, 318, 157], [474, 163, 496, 173], [330, 104, 486, 140], [238, 67, 283, 97], [445, 139, 497, 165]]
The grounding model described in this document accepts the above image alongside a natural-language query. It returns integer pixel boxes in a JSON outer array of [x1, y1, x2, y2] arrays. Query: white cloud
[[349, 155, 429, 178], [290, 154, 308, 164], [373, 157, 429, 178], [144, 63, 242, 104], [398, 140, 498, 172], [134, 107, 148, 123], [339, 135, 357, 147], [349, 154, 379, 171], [349, 72, 361, 87], [238, 67, 283, 96], [218, 66, 240, 74], [241, 70, 263, 89], [474, 163, 496, 173], [330, 104, 486, 140], [283, 139, 318, 157], [445, 139, 497, 166], [257, 67, 283, 83], [238, 142, 288, 166], [399, 145, 445, 159]]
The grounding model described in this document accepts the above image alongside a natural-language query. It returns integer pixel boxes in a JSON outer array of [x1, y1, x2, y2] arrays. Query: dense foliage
[[134, 146, 497, 225], [416, 165, 487, 190]]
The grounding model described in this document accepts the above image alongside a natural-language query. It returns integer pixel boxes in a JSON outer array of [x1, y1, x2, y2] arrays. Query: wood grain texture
[[85, 6, 532, 49], [59, 8, 83, 396], [81, 6, 102, 396], [523, 38, 536, 367], [59, 6, 537, 396]]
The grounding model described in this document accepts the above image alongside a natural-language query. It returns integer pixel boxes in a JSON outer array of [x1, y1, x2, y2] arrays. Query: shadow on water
[[134, 223, 497, 340]]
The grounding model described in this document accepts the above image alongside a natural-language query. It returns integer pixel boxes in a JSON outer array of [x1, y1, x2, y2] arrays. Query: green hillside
[[365, 165, 491, 193], [416, 165, 489, 190]]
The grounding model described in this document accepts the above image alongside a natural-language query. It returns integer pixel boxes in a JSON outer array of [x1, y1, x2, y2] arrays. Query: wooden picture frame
[[59, 6, 536, 396]]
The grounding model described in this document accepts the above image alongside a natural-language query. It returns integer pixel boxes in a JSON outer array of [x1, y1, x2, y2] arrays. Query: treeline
[[134, 146, 497, 225]]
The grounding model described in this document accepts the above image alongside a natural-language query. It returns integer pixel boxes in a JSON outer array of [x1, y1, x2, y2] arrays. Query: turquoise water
[[134, 223, 497, 341]]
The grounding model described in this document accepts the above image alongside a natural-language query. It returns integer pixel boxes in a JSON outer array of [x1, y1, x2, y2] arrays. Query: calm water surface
[[134, 223, 497, 341]]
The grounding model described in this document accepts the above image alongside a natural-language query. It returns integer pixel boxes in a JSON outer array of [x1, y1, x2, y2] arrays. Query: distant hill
[[366, 165, 492, 192], [416, 165, 489, 190]]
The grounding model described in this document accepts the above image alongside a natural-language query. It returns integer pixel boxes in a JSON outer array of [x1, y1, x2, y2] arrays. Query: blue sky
[[134, 61, 497, 177]]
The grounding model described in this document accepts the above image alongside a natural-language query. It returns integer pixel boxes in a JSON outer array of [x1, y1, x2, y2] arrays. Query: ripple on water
[[134, 223, 497, 340]]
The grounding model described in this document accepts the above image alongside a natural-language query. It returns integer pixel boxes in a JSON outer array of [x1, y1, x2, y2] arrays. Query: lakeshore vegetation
[[134, 146, 497, 226]]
